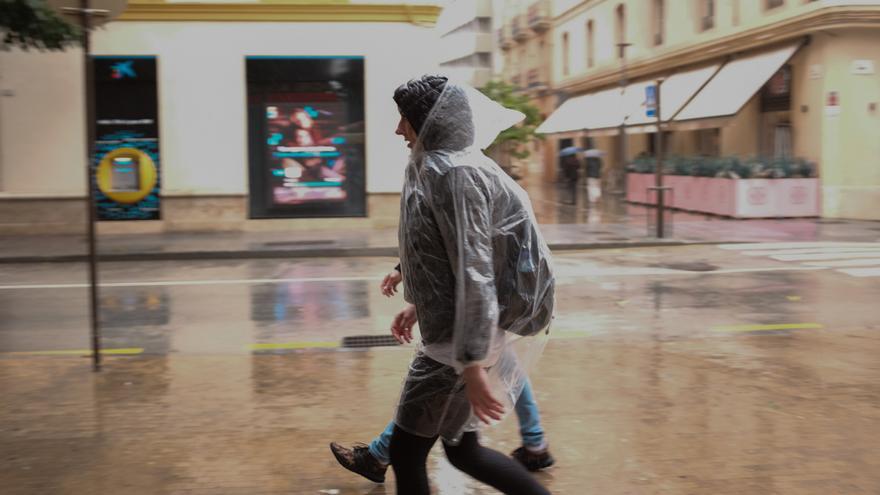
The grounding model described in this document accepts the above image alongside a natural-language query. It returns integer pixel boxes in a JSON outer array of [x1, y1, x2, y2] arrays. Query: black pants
[[389, 425, 551, 495]]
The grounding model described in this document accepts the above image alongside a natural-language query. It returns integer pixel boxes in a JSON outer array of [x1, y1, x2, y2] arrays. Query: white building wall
[[0, 50, 86, 196], [436, 0, 491, 36], [435, 0, 494, 87], [0, 20, 441, 197]]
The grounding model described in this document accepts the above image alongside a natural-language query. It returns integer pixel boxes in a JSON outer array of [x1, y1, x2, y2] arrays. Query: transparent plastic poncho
[[394, 80, 555, 444]]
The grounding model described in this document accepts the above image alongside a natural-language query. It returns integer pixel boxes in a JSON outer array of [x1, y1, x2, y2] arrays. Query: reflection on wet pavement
[[2, 246, 879, 493], [2, 332, 878, 494], [6, 246, 878, 354]]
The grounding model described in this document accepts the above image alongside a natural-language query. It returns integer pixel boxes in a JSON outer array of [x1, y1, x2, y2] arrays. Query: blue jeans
[[368, 379, 544, 464]]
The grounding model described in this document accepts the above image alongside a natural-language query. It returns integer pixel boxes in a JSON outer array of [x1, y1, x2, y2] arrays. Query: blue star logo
[[111, 61, 137, 79]]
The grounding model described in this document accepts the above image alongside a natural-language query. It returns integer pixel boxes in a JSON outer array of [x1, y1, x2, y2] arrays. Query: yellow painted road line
[[544, 330, 595, 340], [3, 348, 144, 356], [248, 342, 339, 351], [0, 276, 381, 291], [838, 267, 880, 277], [772, 252, 880, 262], [712, 323, 823, 333], [719, 242, 877, 250]]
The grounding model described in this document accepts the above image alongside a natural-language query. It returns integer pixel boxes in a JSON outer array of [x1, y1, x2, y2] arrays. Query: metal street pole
[[83, 0, 102, 371], [616, 42, 631, 199], [654, 78, 666, 238], [66, 0, 106, 371], [54, 0, 124, 374]]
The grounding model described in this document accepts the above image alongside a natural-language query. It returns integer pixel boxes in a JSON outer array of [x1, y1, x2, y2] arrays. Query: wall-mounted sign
[[808, 64, 823, 80], [645, 84, 657, 118], [825, 91, 841, 118], [93, 56, 160, 220], [851, 59, 876, 75]]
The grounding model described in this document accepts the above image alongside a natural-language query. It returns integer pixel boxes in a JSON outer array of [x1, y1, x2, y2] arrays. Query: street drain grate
[[657, 262, 719, 272], [261, 240, 336, 247], [341, 335, 401, 348], [103, 245, 164, 253]]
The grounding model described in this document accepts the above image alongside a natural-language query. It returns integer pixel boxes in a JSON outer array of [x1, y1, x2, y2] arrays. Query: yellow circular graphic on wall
[[96, 147, 157, 204]]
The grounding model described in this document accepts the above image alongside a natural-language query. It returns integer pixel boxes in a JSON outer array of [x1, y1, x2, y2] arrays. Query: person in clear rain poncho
[[384, 75, 555, 495]]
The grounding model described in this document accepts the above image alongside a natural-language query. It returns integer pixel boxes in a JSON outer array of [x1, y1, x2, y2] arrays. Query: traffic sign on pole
[[645, 84, 657, 118]]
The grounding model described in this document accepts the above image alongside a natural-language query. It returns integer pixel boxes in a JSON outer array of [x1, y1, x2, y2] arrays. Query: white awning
[[535, 87, 625, 135], [535, 94, 591, 134], [626, 117, 732, 134], [536, 42, 801, 135], [625, 64, 721, 128], [674, 42, 801, 122], [586, 87, 628, 130], [537, 64, 720, 134]]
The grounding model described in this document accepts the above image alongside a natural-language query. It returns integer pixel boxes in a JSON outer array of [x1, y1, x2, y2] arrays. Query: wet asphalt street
[[1, 243, 879, 494]]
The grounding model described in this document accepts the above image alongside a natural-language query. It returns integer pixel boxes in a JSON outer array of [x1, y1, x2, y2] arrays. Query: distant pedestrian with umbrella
[[559, 146, 582, 205], [584, 148, 605, 203]]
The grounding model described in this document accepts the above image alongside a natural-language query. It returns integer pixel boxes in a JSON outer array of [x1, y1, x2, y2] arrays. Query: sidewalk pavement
[[2, 183, 878, 263]]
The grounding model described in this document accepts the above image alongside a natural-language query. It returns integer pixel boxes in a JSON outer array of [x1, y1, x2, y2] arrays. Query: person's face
[[293, 111, 313, 129], [395, 114, 418, 149]]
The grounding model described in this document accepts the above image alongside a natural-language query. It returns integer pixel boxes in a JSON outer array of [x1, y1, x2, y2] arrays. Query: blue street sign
[[645, 84, 657, 118]]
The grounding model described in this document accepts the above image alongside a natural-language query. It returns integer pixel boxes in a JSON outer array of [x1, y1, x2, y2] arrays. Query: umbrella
[[583, 148, 605, 158], [558, 146, 583, 157]]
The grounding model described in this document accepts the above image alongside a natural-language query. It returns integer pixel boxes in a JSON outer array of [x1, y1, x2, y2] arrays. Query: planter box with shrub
[[626, 156, 820, 218]]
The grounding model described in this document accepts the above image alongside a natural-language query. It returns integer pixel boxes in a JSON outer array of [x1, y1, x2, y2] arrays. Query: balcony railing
[[497, 23, 513, 50], [512, 16, 530, 42], [527, 68, 548, 91], [527, 0, 551, 33]]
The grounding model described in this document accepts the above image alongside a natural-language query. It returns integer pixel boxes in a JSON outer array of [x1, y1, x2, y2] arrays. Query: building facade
[[0, 0, 442, 234], [494, 0, 556, 181], [497, 0, 880, 220], [437, 0, 495, 88]]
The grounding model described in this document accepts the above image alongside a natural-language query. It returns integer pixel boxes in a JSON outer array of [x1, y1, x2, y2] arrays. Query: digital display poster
[[246, 57, 366, 218], [265, 102, 348, 204], [93, 56, 161, 221]]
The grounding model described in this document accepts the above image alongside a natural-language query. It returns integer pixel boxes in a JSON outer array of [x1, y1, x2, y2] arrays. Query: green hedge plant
[[627, 155, 818, 179]]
